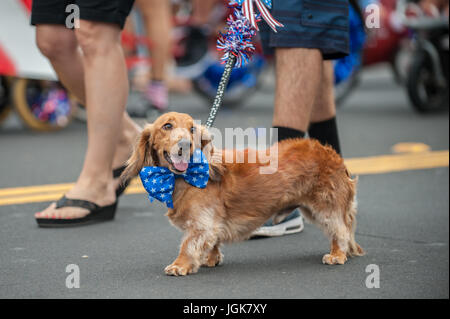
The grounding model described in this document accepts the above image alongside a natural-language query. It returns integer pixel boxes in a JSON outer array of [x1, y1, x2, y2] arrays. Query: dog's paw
[[322, 253, 347, 265], [164, 262, 196, 276], [203, 251, 223, 268]]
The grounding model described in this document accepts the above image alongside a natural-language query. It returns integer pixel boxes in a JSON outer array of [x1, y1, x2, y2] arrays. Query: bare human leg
[[136, 0, 172, 82], [135, 0, 172, 111], [35, 24, 140, 170], [308, 60, 341, 155], [310, 61, 336, 123], [35, 21, 138, 219], [272, 48, 323, 132], [254, 48, 323, 235]]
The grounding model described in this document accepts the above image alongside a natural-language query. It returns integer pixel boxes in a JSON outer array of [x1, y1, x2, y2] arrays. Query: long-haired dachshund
[[122, 112, 364, 276]]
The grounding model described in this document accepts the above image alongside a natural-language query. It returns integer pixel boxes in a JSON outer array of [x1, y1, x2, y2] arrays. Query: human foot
[[35, 196, 117, 227], [35, 178, 116, 220]]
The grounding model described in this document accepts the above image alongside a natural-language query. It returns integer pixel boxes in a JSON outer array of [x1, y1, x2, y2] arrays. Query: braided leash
[[204, 55, 236, 128], [205, 1, 281, 128]]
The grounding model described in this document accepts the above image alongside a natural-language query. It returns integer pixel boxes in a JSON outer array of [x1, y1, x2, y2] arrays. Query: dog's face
[[151, 112, 197, 174], [122, 112, 214, 181]]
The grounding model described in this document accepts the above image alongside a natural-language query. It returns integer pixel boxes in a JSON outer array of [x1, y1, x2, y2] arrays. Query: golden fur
[[122, 112, 364, 276]]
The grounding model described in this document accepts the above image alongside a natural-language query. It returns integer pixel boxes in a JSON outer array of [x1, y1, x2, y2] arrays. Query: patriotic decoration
[[205, 0, 284, 128], [30, 85, 72, 126], [139, 149, 209, 209], [217, 8, 258, 68], [235, 0, 284, 32], [205, 2, 258, 127]]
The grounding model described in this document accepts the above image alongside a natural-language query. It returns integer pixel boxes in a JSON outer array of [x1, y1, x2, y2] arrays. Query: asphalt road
[[0, 66, 448, 299]]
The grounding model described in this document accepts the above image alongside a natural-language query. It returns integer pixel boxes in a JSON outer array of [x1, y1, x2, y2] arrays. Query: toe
[[34, 202, 89, 220], [322, 253, 347, 265], [165, 264, 192, 276]]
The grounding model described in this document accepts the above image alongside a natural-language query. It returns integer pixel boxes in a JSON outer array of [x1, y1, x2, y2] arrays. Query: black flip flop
[[114, 165, 131, 197], [36, 196, 117, 228]]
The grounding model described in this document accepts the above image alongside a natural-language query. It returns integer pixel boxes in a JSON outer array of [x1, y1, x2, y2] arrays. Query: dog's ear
[[208, 149, 226, 182], [194, 124, 225, 182], [194, 124, 213, 157], [121, 124, 155, 183]]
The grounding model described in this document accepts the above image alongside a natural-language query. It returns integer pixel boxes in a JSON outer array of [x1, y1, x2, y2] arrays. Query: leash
[[204, 55, 236, 129], [204, 1, 282, 129]]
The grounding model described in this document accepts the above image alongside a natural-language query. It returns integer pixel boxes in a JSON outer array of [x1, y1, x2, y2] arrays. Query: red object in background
[[121, 31, 153, 70], [0, 45, 16, 76], [0, 0, 31, 76], [121, 31, 152, 54], [362, 0, 408, 66], [379, 0, 396, 11], [19, 0, 32, 13]]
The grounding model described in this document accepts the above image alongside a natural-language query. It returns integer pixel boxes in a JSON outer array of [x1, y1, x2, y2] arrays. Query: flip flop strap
[[55, 196, 99, 211]]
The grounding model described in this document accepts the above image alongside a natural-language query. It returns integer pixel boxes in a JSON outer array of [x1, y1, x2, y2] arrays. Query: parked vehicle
[[335, 0, 412, 106], [399, 0, 449, 112]]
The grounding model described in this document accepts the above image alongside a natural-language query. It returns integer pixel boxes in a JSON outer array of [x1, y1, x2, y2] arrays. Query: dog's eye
[[163, 123, 173, 130], [190, 126, 196, 134]]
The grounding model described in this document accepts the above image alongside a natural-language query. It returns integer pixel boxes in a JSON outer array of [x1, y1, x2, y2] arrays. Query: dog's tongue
[[172, 156, 189, 172]]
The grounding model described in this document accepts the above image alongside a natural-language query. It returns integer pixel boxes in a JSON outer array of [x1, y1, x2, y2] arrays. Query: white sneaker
[[251, 209, 304, 237]]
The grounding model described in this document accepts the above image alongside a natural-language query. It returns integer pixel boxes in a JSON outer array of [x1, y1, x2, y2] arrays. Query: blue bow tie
[[139, 149, 209, 209]]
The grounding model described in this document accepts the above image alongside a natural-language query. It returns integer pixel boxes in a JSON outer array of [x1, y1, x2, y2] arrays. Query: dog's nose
[[178, 139, 191, 150]]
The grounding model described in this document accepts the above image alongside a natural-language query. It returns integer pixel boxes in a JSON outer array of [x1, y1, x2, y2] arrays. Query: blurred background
[[0, 0, 448, 132]]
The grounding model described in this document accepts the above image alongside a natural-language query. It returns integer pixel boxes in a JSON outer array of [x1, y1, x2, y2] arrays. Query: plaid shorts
[[260, 0, 350, 60]]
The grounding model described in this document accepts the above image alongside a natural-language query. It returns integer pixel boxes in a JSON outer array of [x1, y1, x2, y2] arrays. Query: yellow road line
[[0, 150, 448, 207], [0, 184, 144, 206], [345, 150, 449, 175], [0, 179, 142, 197], [391, 142, 431, 154], [0, 183, 74, 197]]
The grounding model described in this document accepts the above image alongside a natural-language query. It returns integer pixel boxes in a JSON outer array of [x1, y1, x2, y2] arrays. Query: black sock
[[308, 117, 342, 155], [272, 126, 306, 143]]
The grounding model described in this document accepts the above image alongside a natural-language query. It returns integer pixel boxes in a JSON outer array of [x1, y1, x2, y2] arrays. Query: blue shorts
[[259, 0, 350, 60]]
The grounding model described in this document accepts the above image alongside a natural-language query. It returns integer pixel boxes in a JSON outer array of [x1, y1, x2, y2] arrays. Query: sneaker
[[128, 81, 169, 119], [145, 81, 169, 111], [251, 209, 304, 238]]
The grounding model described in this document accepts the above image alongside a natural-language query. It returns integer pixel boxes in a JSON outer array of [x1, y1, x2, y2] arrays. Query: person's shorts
[[31, 0, 135, 29], [260, 0, 350, 60]]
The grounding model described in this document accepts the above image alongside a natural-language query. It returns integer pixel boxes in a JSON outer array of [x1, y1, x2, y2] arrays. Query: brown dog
[[122, 112, 364, 276]]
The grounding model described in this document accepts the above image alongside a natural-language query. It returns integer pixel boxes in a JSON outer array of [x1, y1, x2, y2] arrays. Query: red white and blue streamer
[[235, 0, 284, 32], [206, 0, 284, 127], [216, 8, 258, 68]]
